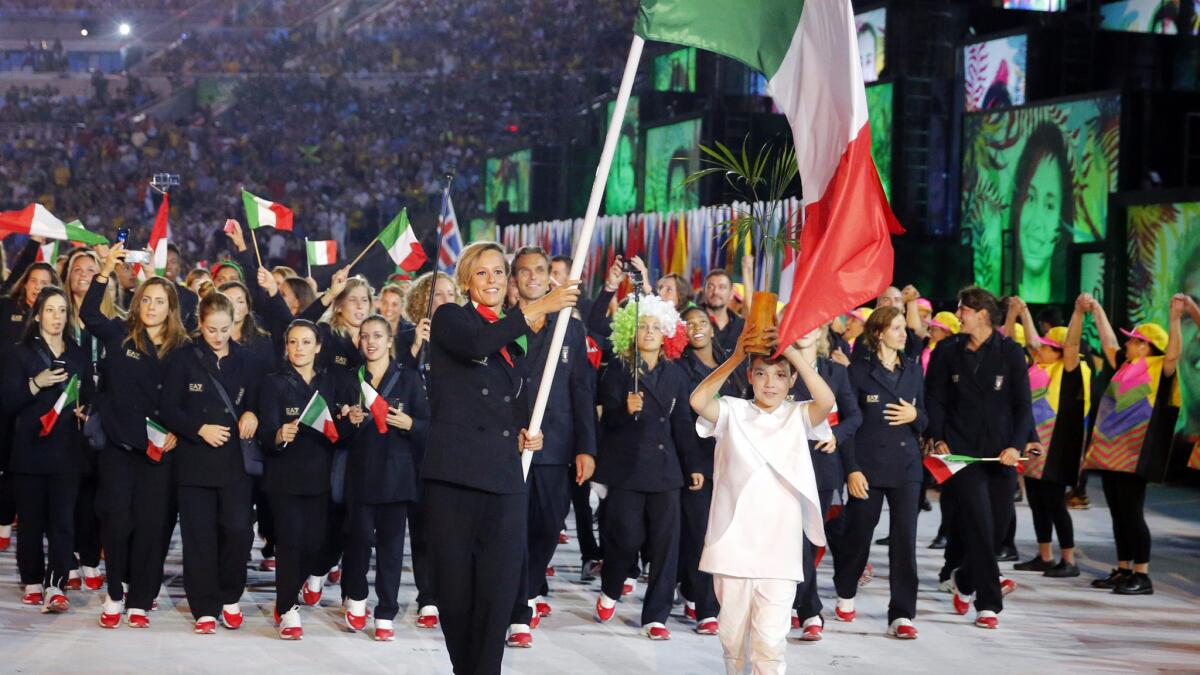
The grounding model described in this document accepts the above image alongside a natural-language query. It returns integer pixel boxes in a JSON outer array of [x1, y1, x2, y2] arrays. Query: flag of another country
[[306, 239, 338, 266], [437, 190, 463, 273], [379, 209, 427, 273], [241, 189, 294, 231], [146, 418, 169, 462], [358, 367, 390, 434], [635, 0, 904, 351], [299, 391, 339, 443], [0, 204, 108, 245], [39, 375, 80, 437]]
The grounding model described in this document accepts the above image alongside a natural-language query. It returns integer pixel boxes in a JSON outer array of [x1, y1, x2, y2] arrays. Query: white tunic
[[697, 397, 832, 582]]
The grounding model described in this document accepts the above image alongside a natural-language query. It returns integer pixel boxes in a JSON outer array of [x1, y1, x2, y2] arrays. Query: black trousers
[[270, 492, 328, 615], [1100, 471, 1150, 564], [794, 488, 841, 620], [425, 481, 526, 675], [680, 482, 719, 621], [316, 497, 346, 579], [1025, 477, 1074, 549], [939, 486, 963, 582], [96, 447, 173, 609], [344, 501, 409, 621], [600, 487, 680, 626], [834, 482, 921, 622], [177, 478, 254, 620], [0, 473, 16, 526], [511, 465, 572, 624], [408, 492, 435, 608], [74, 464, 102, 569], [12, 472, 80, 589], [253, 477, 275, 556], [942, 463, 1015, 613], [571, 476, 602, 562]]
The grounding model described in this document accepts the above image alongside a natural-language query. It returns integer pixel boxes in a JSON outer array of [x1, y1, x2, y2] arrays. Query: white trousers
[[713, 574, 794, 675]]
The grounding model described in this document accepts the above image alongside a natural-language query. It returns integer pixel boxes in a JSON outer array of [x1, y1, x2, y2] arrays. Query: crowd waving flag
[[635, 0, 904, 350], [306, 239, 338, 266], [437, 190, 463, 273], [241, 188, 294, 231], [39, 374, 80, 437], [36, 241, 60, 263], [0, 203, 108, 245], [379, 209, 428, 273]]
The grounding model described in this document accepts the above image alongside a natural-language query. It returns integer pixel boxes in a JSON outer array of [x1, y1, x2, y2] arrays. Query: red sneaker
[[44, 590, 69, 613], [66, 575, 82, 591], [1001, 578, 1017, 596], [536, 601, 552, 618], [0, 536, 10, 552], [373, 619, 395, 642], [22, 586, 43, 606], [99, 610, 121, 629], [546, 566, 555, 577], [506, 627, 533, 648], [622, 578, 635, 597], [834, 600, 856, 623], [194, 617, 217, 634], [800, 622, 823, 641], [529, 613, 540, 630], [302, 578, 323, 606], [695, 619, 719, 636], [83, 574, 105, 591], [953, 591, 972, 615], [558, 531, 569, 544], [975, 611, 998, 629], [416, 614, 439, 629], [278, 608, 303, 640], [858, 563, 874, 587], [888, 618, 918, 640], [594, 596, 615, 623], [326, 568, 342, 585], [259, 557, 277, 572], [345, 600, 368, 632], [221, 606, 244, 630], [684, 604, 696, 621], [791, 612, 800, 630], [643, 624, 671, 641], [127, 612, 150, 628]]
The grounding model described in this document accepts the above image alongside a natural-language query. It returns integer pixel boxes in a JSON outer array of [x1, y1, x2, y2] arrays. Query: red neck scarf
[[475, 303, 514, 367]]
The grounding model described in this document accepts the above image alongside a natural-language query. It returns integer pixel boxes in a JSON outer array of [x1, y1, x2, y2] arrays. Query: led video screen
[[964, 35, 1028, 111], [962, 96, 1121, 303], [1101, 0, 1200, 34], [1003, 0, 1066, 10], [865, 81, 893, 202], [643, 118, 701, 213], [653, 48, 697, 93], [604, 96, 640, 216], [855, 8, 887, 83], [485, 148, 531, 213]]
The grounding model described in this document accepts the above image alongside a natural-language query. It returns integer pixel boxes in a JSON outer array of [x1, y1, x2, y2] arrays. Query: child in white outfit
[[690, 328, 835, 675]]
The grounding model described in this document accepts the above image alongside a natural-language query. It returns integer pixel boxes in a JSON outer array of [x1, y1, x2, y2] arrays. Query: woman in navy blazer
[[421, 241, 578, 675], [834, 306, 927, 640]]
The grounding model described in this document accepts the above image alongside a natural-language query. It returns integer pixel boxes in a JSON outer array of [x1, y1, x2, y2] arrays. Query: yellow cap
[[1042, 326, 1068, 349], [1010, 323, 1026, 347], [1121, 323, 1168, 353], [929, 311, 960, 334], [849, 307, 873, 323]]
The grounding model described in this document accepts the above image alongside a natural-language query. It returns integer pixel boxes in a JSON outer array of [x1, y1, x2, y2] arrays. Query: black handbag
[[196, 346, 263, 477]]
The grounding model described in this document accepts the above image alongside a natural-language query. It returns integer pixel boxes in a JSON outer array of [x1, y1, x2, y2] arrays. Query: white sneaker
[[374, 618, 395, 641], [279, 607, 303, 640], [937, 578, 954, 593], [102, 596, 123, 614], [0, 523, 11, 538], [419, 605, 439, 617], [888, 617, 919, 639]]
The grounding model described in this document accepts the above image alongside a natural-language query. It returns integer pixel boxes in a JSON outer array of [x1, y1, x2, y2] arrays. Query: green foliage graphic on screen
[[605, 96, 639, 216], [485, 149, 531, 213], [643, 118, 701, 214], [865, 82, 892, 202], [1126, 202, 1200, 439], [654, 48, 697, 93], [961, 96, 1120, 303]]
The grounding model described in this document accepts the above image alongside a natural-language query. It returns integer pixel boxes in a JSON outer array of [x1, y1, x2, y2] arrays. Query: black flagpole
[[417, 173, 454, 379]]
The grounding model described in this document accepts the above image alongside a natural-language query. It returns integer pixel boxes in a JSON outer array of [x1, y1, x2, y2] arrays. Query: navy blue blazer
[[422, 302, 533, 495], [925, 331, 1033, 459], [790, 357, 863, 492], [523, 313, 597, 466], [844, 352, 927, 487], [594, 358, 700, 492]]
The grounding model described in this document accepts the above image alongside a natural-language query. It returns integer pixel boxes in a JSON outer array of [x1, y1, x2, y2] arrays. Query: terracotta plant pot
[[743, 291, 779, 355]]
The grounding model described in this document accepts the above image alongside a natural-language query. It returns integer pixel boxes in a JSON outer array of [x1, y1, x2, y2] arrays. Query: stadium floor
[[1, 484, 1197, 673]]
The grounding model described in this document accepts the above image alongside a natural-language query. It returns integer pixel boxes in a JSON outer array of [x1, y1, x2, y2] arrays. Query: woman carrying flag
[[257, 319, 359, 639], [1011, 294, 1090, 578], [2, 285, 89, 614], [83, 244, 189, 629], [342, 315, 429, 641]]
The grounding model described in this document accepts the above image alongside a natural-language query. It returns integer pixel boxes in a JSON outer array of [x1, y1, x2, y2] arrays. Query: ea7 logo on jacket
[[560, 346, 570, 364], [125, 349, 142, 360], [471, 357, 489, 366], [10, 315, 22, 322], [286, 407, 300, 416], [866, 394, 880, 403], [335, 356, 348, 366], [994, 375, 1005, 391], [189, 383, 204, 392]]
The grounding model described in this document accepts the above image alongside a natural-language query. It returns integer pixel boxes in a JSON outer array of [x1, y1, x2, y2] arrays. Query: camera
[[125, 250, 152, 265], [151, 173, 180, 190], [622, 260, 643, 289]]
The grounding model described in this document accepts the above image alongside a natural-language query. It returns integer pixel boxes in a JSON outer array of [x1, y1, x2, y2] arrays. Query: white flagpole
[[523, 33, 645, 479]]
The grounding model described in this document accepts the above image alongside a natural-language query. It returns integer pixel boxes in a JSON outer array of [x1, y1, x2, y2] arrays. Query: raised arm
[[1165, 294, 1186, 378], [689, 331, 747, 424], [1017, 297, 1042, 351], [1086, 294, 1119, 369], [81, 246, 127, 343], [1063, 294, 1087, 372], [783, 347, 835, 429], [903, 285, 927, 340]]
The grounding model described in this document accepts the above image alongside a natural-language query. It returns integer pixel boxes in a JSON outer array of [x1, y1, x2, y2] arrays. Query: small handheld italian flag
[[305, 239, 337, 266], [146, 417, 169, 462], [38, 374, 80, 437], [241, 189, 294, 232], [298, 390, 338, 443], [358, 367, 389, 434], [379, 209, 427, 272], [36, 240, 60, 263], [923, 454, 970, 484]]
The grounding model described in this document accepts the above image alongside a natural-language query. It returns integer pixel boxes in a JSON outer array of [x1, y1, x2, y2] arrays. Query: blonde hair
[[325, 276, 374, 339], [405, 271, 461, 323], [454, 241, 506, 294]]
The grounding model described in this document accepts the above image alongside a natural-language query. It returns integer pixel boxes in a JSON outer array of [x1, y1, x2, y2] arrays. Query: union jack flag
[[437, 189, 463, 273]]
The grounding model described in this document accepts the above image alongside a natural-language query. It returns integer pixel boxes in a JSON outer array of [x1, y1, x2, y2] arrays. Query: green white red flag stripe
[[635, 0, 903, 350], [241, 189, 294, 231], [146, 417, 169, 461], [136, 192, 171, 280], [298, 390, 339, 442], [306, 239, 337, 266], [358, 367, 389, 434], [923, 454, 968, 484], [0, 204, 108, 245], [39, 374, 80, 437], [36, 241, 60, 263], [378, 209, 427, 272]]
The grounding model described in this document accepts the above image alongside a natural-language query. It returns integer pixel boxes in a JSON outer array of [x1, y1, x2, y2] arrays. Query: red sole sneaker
[[695, 621, 719, 636], [975, 617, 998, 629], [536, 602, 551, 618], [194, 621, 217, 634], [22, 593, 43, 606], [65, 578, 82, 591], [99, 612, 121, 629], [953, 593, 971, 615], [279, 627, 303, 640], [834, 608, 856, 622], [890, 626, 919, 640], [84, 575, 105, 591], [594, 598, 615, 623], [345, 612, 368, 632], [128, 614, 150, 628], [416, 616, 438, 629], [645, 627, 671, 641], [506, 632, 533, 648], [374, 629, 394, 642], [222, 611, 244, 630], [302, 588, 322, 606], [800, 625, 823, 641], [45, 595, 70, 613]]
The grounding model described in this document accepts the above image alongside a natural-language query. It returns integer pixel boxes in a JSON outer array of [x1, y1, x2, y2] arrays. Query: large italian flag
[[0, 204, 108, 245], [241, 189, 294, 231], [635, 0, 903, 348], [39, 374, 80, 437], [379, 209, 427, 273]]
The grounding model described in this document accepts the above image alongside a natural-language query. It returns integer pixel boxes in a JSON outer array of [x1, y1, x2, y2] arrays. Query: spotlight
[[80, 28, 89, 37], [118, 22, 131, 36]]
